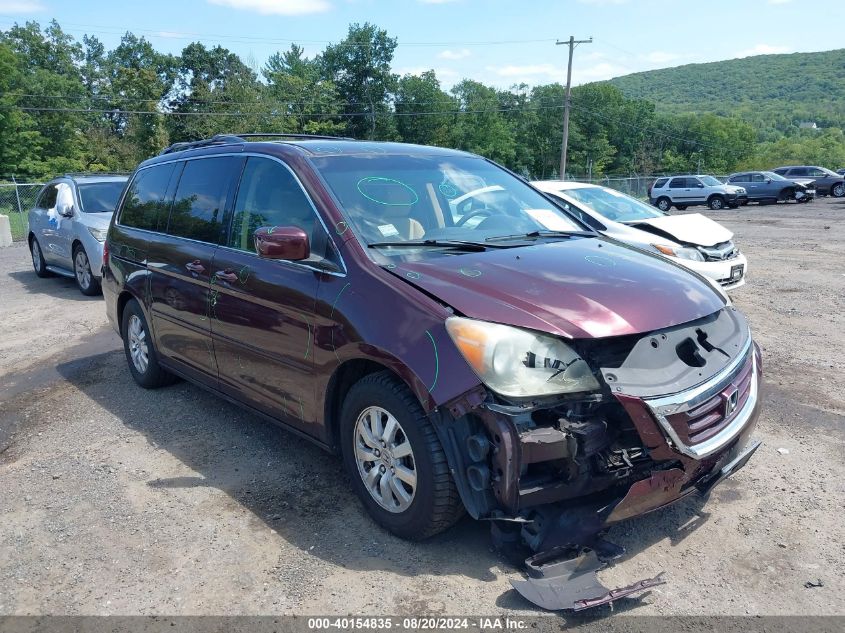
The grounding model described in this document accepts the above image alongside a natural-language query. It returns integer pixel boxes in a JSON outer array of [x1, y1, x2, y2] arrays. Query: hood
[[389, 237, 725, 339], [625, 213, 732, 247]]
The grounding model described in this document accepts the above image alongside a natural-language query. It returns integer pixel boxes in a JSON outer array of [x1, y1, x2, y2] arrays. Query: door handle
[[185, 260, 205, 274], [214, 269, 238, 284]]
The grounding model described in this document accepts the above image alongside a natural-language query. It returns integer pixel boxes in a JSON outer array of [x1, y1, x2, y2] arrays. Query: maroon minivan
[[103, 135, 761, 598]]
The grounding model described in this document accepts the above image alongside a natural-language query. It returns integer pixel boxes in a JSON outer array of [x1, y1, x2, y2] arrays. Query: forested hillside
[[608, 49, 845, 139], [1, 20, 843, 181]]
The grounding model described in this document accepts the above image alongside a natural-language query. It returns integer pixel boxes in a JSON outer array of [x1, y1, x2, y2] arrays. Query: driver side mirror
[[254, 226, 310, 261], [765, 178, 772, 183]]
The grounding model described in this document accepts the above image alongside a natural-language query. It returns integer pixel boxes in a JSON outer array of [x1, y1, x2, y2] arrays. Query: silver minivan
[[27, 174, 128, 295]]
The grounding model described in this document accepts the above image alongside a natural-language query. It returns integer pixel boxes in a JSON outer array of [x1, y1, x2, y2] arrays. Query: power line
[[0, 19, 558, 48]]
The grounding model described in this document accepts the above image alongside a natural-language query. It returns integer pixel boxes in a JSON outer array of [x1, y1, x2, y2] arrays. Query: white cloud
[[0, 0, 46, 12], [207, 0, 330, 15], [156, 31, 187, 39], [735, 43, 789, 58], [575, 61, 629, 83], [437, 48, 471, 60], [642, 51, 680, 64]]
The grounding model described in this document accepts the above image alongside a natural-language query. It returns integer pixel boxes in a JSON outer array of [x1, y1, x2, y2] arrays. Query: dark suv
[[772, 166, 845, 197], [103, 135, 761, 606]]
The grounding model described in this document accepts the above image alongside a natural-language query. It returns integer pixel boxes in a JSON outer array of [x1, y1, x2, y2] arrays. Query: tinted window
[[668, 178, 687, 189], [168, 157, 237, 244], [772, 168, 788, 175], [653, 178, 669, 189], [120, 164, 176, 231], [750, 174, 766, 183], [229, 157, 322, 253], [78, 181, 127, 213], [807, 167, 827, 177], [730, 174, 749, 183], [37, 185, 58, 209], [789, 167, 809, 177]]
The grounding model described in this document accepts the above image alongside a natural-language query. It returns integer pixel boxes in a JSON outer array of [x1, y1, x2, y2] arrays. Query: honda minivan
[[103, 135, 761, 586]]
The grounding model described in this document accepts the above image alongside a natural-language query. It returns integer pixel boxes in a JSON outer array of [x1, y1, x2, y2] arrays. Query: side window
[[228, 157, 331, 260], [773, 168, 788, 176], [751, 174, 766, 183], [808, 168, 826, 177], [37, 185, 58, 209], [168, 157, 237, 244], [790, 167, 808, 177], [668, 178, 687, 189], [119, 163, 177, 231], [687, 178, 703, 188]]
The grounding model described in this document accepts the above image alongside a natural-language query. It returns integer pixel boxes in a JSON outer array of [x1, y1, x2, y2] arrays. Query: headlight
[[88, 226, 108, 242], [652, 243, 705, 262], [445, 317, 600, 398]]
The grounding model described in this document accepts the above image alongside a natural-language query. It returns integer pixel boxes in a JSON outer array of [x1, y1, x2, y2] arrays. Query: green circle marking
[[357, 177, 419, 206]]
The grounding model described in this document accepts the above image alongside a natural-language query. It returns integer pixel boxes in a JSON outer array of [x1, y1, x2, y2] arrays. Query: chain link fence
[[0, 180, 45, 242]]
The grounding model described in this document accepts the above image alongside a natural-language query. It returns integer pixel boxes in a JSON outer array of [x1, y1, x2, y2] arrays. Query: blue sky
[[1, 0, 843, 89]]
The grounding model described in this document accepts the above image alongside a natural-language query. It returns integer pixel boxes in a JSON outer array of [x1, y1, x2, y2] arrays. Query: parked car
[[836, 168, 845, 176], [771, 166, 845, 197], [725, 171, 814, 204], [104, 135, 761, 608], [28, 174, 128, 295], [649, 175, 748, 211], [533, 181, 748, 290]]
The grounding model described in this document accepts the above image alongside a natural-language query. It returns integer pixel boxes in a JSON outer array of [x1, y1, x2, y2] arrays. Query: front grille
[[699, 240, 738, 261], [663, 352, 754, 446]]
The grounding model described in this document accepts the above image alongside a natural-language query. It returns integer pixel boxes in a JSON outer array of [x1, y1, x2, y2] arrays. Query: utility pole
[[556, 36, 592, 179]]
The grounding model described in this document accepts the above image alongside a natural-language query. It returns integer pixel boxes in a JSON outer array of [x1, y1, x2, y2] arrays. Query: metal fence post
[[12, 175, 23, 216]]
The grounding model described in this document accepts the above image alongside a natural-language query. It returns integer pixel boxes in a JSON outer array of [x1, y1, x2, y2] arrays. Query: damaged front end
[[433, 306, 762, 611]]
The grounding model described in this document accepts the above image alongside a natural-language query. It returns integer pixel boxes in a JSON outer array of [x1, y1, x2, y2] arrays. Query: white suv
[[649, 175, 748, 211]]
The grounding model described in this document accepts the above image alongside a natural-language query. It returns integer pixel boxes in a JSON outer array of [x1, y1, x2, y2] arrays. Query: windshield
[[764, 171, 788, 181], [562, 186, 664, 222], [311, 154, 583, 257], [78, 181, 126, 213], [699, 176, 722, 186]]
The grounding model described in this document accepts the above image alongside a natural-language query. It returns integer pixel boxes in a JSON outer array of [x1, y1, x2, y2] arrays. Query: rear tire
[[30, 236, 51, 278], [832, 182, 845, 198], [708, 195, 725, 210], [121, 299, 178, 389], [73, 245, 101, 296], [656, 197, 672, 212], [340, 371, 464, 540]]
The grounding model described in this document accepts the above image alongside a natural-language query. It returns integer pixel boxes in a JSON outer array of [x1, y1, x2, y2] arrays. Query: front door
[[211, 156, 331, 436], [148, 156, 241, 383]]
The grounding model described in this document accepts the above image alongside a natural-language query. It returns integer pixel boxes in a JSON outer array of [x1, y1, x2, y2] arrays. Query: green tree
[[449, 80, 515, 166], [321, 23, 398, 139], [395, 71, 456, 146]]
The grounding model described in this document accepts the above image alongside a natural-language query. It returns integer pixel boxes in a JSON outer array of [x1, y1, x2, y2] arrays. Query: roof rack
[[159, 132, 355, 155]]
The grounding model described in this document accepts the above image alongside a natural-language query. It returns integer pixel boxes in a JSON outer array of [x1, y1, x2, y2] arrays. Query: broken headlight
[[445, 317, 600, 398]]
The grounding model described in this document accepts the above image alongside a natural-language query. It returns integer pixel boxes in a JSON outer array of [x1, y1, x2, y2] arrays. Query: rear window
[[119, 164, 177, 231], [78, 181, 127, 213], [652, 178, 669, 189], [167, 157, 238, 244]]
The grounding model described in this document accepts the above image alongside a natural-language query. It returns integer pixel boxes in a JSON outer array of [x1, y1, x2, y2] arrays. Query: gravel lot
[[1, 198, 843, 617]]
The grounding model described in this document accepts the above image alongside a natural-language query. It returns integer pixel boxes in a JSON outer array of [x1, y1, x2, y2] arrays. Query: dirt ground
[[0, 197, 843, 618]]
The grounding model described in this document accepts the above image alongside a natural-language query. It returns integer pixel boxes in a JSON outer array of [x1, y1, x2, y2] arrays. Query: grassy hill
[[606, 49, 845, 137]]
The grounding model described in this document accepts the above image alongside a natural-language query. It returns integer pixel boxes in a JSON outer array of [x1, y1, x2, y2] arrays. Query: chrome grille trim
[[644, 337, 757, 459]]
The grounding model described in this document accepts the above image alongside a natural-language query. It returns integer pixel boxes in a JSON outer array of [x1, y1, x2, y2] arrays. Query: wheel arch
[[324, 357, 421, 454], [116, 289, 144, 334]]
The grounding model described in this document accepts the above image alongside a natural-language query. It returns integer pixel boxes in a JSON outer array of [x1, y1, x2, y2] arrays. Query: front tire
[[832, 182, 845, 198], [708, 195, 725, 210], [73, 245, 101, 296], [656, 197, 672, 212], [340, 371, 463, 540], [121, 299, 178, 389], [30, 236, 51, 278]]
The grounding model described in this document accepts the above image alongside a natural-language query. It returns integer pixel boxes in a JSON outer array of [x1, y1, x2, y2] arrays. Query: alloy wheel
[[127, 314, 149, 374], [353, 406, 417, 513], [833, 183, 845, 198], [75, 250, 92, 290]]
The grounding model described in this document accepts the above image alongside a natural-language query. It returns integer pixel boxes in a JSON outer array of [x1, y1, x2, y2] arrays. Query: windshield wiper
[[485, 230, 594, 242], [368, 239, 513, 251]]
